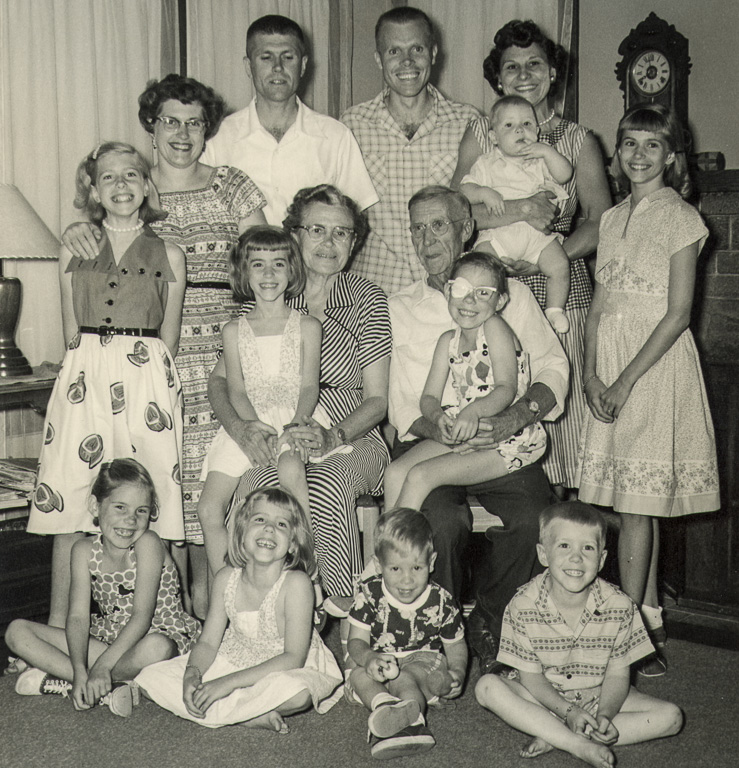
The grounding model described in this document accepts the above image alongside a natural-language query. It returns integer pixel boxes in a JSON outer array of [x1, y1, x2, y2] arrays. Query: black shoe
[[466, 613, 511, 676], [637, 649, 667, 678], [369, 724, 435, 760]]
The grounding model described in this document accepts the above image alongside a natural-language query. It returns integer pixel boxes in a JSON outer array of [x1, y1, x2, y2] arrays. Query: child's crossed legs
[[476, 673, 682, 768]]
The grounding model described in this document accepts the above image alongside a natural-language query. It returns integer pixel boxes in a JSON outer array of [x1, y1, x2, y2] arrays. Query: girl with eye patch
[[7, 460, 200, 716], [384, 251, 547, 511]]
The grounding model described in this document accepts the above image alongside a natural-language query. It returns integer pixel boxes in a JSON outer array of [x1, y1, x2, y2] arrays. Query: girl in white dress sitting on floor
[[136, 487, 342, 731], [197, 226, 333, 600]]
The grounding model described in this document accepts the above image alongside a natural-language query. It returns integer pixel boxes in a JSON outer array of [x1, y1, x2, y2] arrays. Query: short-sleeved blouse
[[152, 166, 265, 285]]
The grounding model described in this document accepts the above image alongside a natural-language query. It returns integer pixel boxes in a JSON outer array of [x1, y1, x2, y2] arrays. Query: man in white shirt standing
[[202, 14, 378, 224], [389, 185, 569, 674]]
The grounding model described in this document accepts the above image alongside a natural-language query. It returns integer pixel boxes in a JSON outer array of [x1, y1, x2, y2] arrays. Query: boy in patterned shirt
[[347, 508, 467, 760], [476, 501, 683, 768]]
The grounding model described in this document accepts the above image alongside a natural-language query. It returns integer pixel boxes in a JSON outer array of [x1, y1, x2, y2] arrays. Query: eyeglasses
[[155, 116, 207, 134], [448, 276, 498, 301], [295, 224, 355, 245], [409, 217, 468, 239]]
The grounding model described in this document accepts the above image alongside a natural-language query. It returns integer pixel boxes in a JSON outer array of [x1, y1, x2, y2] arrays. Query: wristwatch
[[523, 398, 541, 420]]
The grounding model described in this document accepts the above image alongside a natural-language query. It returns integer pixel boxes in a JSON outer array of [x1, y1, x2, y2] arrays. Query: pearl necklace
[[538, 109, 556, 127], [103, 219, 144, 233]]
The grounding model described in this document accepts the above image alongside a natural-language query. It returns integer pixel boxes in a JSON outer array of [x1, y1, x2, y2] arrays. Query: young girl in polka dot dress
[[7, 460, 200, 716]]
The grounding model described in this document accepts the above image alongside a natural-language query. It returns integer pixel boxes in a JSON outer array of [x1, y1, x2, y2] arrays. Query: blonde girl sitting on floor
[[136, 487, 342, 731]]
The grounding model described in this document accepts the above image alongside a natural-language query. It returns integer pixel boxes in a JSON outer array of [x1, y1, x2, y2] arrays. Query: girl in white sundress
[[27, 142, 186, 630], [577, 105, 719, 673], [136, 487, 343, 730], [196, 226, 333, 593], [384, 252, 547, 511]]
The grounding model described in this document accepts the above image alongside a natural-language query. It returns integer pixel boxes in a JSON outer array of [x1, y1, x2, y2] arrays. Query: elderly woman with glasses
[[60, 74, 267, 622], [209, 185, 391, 613]]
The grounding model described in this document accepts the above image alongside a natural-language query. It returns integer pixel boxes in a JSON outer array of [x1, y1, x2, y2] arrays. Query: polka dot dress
[[88, 535, 200, 654]]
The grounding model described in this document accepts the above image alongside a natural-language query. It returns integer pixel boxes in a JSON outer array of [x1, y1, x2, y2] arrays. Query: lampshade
[[0, 184, 60, 261], [0, 184, 60, 376]]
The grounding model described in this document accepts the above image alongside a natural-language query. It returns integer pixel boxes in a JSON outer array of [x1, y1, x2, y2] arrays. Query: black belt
[[79, 326, 159, 338], [186, 281, 232, 290]]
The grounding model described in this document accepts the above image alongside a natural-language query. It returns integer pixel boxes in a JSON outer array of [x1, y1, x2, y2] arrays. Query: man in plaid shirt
[[341, 6, 479, 295]]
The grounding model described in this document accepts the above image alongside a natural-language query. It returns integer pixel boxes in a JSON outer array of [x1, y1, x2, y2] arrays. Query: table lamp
[[0, 184, 60, 377]]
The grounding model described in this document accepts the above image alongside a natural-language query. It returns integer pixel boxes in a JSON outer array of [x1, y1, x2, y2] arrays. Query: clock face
[[631, 50, 671, 96]]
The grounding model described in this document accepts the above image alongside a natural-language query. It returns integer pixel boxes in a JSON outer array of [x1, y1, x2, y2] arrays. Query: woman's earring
[[152, 137, 158, 150], [92, 516, 100, 527]]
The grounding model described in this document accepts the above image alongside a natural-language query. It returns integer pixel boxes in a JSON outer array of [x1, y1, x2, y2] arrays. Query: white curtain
[[0, 0, 175, 365], [414, 0, 562, 115], [187, 0, 333, 115]]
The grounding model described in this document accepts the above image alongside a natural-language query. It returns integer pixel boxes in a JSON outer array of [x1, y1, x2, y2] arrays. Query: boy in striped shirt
[[476, 501, 682, 768]]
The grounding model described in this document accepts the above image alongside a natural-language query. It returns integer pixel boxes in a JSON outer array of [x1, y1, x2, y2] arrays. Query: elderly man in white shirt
[[388, 185, 569, 675], [202, 14, 377, 224]]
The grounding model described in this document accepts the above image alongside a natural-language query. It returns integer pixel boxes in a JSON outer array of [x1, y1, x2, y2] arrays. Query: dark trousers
[[392, 439, 555, 638]]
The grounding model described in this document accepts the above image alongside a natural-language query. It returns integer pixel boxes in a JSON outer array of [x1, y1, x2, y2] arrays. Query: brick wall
[[694, 171, 739, 364]]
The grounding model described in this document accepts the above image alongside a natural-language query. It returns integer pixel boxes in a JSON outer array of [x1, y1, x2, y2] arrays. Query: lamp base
[[0, 277, 33, 377]]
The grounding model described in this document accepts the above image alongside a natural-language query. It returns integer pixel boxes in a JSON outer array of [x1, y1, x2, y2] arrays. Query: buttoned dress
[[28, 228, 185, 540]]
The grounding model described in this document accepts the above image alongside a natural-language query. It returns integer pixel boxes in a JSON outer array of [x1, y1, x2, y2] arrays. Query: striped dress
[[472, 117, 593, 488], [229, 272, 391, 596], [153, 166, 265, 542]]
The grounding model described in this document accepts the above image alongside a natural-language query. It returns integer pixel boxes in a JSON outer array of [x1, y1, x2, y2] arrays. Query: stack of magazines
[[0, 459, 38, 518]]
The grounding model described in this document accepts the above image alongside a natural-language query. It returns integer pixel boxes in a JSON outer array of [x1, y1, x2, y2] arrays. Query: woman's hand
[[584, 376, 614, 423], [286, 417, 334, 459], [233, 420, 278, 466], [62, 222, 103, 260]]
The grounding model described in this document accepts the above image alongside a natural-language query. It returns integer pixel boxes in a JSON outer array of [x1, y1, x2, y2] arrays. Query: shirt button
[[104, 318, 112, 324], [155, 271, 162, 277], [109, 281, 117, 288], [121, 268, 128, 275], [106, 299, 114, 306], [139, 268, 146, 274], [566, 674, 572, 679]]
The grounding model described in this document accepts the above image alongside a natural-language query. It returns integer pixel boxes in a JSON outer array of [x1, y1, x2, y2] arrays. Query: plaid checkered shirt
[[342, 85, 480, 295]]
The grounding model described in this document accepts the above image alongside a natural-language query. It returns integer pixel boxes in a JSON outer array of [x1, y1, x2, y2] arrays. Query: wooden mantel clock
[[615, 12, 691, 127]]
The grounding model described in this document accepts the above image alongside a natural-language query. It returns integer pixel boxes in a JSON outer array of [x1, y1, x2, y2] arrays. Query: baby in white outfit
[[460, 96, 573, 333]]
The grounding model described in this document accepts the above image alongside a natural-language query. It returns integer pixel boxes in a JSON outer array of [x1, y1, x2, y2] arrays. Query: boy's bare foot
[[520, 737, 553, 758], [242, 711, 289, 734], [572, 740, 614, 768]]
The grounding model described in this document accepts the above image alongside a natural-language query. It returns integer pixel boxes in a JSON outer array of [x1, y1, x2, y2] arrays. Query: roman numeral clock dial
[[615, 12, 690, 129]]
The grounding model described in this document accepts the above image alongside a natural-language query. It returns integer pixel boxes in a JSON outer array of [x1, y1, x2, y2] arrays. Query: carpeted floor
[[1, 624, 737, 768]]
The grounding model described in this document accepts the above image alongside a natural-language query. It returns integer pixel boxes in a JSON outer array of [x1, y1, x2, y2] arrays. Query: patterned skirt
[[28, 333, 184, 540]]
